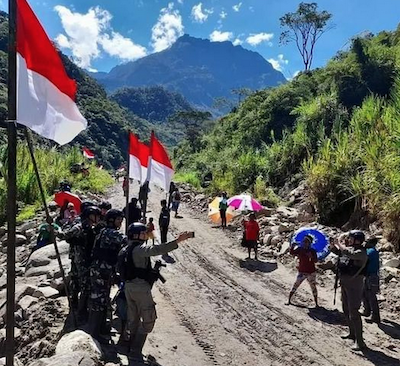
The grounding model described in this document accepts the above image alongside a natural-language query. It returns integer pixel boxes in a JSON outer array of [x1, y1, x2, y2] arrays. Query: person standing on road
[[159, 199, 170, 244], [219, 192, 229, 229], [168, 182, 176, 209], [88, 209, 126, 342], [286, 235, 319, 307], [122, 176, 129, 197], [122, 223, 193, 362], [243, 213, 260, 260], [171, 187, 181, 218], [125, 198, 142, 226], [360, 237, 381, 324], [331, 230, 368, 351]]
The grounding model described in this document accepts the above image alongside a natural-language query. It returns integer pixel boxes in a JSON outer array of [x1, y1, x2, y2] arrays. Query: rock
[[25, 241, 71, 281], [50, 278, 65, 292], [0, 228, 6, 238], [262, 234, 273, 246], [382, 267, 400, 276], [1, 234, 27, 247], [195, 194, 206, 201], [25, 228, 36, 239], [383, 258, 400, 268], [270, 236, 283, 247], [257, 208, 272, 217], [0, 357, 23, 366], [279, 242, 291, 256], [278, 223, 293, 233], [55, 330, 102, 362], [297, 202, 314, 214], [378, 239, 394, 252], [18, 221, 37, 234], [33, 287, 59, 299], [18, 295, 38, 313], [28, 352, 98, 366], [15, 284, 38, 302], [276, 207, 299, 222]]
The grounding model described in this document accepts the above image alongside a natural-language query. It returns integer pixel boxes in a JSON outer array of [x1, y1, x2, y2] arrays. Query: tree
[[280, 3, 333, 71]]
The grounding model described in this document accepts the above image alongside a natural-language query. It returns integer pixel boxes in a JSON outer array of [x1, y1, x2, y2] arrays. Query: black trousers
[[160, 226, 168, 243]]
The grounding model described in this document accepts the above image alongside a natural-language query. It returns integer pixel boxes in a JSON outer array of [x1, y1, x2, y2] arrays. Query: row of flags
[[129, 132, 174, 191], [16, 0, 174, 190]]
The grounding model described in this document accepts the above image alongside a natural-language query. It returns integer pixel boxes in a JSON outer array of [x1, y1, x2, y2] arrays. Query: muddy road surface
[[107, 183, 400, 366]]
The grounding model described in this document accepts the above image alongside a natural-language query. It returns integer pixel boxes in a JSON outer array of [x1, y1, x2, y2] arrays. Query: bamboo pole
[[6, 0, 17, 364]]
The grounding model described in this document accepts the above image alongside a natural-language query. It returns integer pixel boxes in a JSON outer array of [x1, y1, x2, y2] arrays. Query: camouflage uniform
[[64, 220, 97, 312], [90, 228, 127, 312], [65, 216, 81, 305]]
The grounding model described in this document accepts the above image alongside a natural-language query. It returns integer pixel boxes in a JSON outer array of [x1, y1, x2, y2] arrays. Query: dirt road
[[109, 183, 400, 366]]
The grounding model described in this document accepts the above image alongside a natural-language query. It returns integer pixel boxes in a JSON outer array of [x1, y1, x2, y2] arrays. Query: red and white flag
[[16, 0, 87, 145], [82, 147, 95, 159], [149, 131, 174, 191], [129, 132, 150, 184]]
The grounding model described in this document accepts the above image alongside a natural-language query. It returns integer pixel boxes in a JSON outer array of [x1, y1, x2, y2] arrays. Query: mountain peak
[[94, 35, 286, 107]]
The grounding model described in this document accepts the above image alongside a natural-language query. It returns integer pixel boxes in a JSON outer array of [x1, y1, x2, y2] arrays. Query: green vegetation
[[175, 27, 400, 250], [0, 145, 113, 223]]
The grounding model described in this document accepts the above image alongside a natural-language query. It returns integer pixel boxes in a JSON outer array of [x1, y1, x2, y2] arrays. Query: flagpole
[[6, 0, 17, 364], [24, 129, 77, 328], [125, 130, 130, 234]]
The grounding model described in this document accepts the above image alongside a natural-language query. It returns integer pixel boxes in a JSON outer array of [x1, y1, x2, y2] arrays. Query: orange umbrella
[[208, 197, 237, 224]]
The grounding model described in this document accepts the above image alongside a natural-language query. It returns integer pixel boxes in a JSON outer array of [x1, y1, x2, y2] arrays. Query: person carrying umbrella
[[286, 235, 319, 308], [243, 213, 260, 260], [219, 192, 229, 229]]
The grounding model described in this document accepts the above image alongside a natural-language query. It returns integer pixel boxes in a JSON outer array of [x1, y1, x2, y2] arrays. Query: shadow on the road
[[379, 319, 400, 340], [239, 259, 278, 273], [307, 307, 346, 325], [361, 347, 400, 366]]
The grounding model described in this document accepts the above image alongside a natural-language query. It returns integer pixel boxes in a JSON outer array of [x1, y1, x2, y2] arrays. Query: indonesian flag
[[82, 147, 95, 159], [16, 0, 87, 145], [129, 132, 150, 184], [149, 131, 174, 191]]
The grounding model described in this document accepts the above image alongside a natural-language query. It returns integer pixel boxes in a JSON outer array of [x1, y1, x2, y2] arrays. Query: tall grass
[[0, 144, 113, 223]]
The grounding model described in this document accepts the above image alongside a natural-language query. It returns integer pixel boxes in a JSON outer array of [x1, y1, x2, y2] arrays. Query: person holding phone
[[123, 223, 194, 363]]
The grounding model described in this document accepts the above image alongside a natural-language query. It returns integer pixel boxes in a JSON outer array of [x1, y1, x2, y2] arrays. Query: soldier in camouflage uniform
[[88, 209, 126, 341], [64, 205, 101, 323]]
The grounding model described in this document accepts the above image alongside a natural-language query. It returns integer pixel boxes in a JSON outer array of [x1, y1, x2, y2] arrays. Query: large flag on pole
[[149, 131, 174, 191], [129, 132, 150, 184], [16, 0, 87, 145], [82, 147, 95, 159]]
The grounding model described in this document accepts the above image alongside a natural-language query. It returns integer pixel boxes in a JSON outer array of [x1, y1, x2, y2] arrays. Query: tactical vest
[[338, 248, 366, 277], [91, 228, 120, 266], [118, 242, 152, 283]]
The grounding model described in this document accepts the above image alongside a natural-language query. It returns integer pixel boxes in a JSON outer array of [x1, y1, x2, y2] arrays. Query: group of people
[[55, 181, 193, 363], [286, 230, 380, 351]]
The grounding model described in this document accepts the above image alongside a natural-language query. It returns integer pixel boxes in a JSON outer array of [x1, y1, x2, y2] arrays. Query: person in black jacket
[[124, 198, 142, 226], [159, 199, 170, 243]]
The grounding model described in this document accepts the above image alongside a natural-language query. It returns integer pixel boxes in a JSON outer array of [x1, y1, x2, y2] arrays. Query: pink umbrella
[[227, 194, 263, 212]]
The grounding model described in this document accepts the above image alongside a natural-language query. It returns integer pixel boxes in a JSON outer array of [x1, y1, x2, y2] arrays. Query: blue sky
[[2, 0, 400, 77]]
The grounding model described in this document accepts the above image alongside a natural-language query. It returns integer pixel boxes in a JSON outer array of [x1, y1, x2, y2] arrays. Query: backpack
[[174, 191, 181, 201]]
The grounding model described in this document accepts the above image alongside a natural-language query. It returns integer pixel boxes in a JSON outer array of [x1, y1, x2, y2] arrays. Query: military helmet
[[128, 223, 147, 240], [82, 206, 101, 219], [105, 209, 124, 222], [80, 200, 96, 214], [348, 230, 365, 243], [99, 201, 112, 210]]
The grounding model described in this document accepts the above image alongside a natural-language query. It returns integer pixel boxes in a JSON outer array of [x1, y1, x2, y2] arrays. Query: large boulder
[[28, 352, 98, 366], [55, 330, 102, 359], [383, 258, 400, 269], [25, 241, 71, 283]]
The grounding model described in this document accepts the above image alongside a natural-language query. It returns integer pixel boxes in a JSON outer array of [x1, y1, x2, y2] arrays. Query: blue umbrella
[[291, 227, 330, 261]]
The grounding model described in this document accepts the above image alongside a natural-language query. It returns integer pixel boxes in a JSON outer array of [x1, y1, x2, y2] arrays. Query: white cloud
[[233, 38, 242, 46], [191, 3, 213, 23], [151, 3, 184, 52], [267, 54, 289, 72], [54, 5, 147, 69], [177, 0, 184, 3], [246, 32, 274, 46], [220, 10, 227, 19], [210, 30, 233, 42], [232, 2, 242, 12], [100, 32, 147, 61]]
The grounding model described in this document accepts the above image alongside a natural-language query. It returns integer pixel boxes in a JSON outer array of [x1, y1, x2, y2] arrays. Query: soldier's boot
[[129, 333, 148, 362], [352, 316, 366, 351], [100, 309, 111, 336], [88, 310, 109, 344]]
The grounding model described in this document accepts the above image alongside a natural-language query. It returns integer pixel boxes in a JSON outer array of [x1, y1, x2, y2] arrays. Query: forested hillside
[[175, 27, 400, 250]]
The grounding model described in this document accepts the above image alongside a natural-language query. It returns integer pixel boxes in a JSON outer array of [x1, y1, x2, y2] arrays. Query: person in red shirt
[[243, 213, 260, 260], [286, 235, 319, 307]]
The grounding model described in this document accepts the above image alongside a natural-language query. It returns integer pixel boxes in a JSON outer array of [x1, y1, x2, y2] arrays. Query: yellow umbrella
[[208, 197, 237, 224]]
